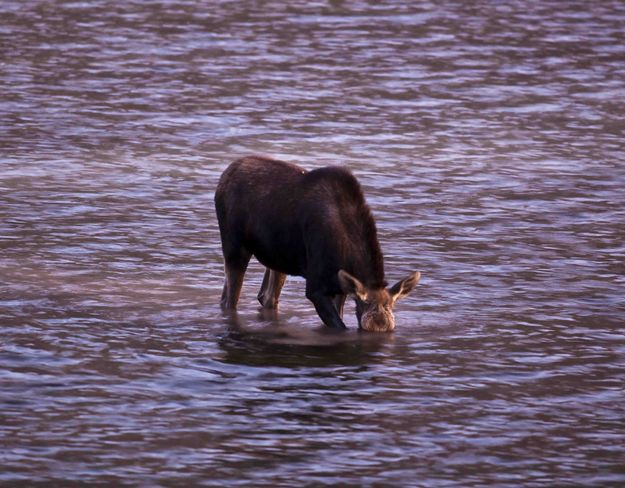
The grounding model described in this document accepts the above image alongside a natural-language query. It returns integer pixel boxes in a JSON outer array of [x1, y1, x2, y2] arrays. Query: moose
[[215, 156, 420, 332]]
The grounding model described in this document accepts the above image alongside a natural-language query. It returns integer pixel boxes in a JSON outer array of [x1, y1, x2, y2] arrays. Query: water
[[2, 1, 625, 485]]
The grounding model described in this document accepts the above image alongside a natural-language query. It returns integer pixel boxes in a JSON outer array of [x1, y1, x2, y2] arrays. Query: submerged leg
[[257, 268, 287, 309], [220, 250, 251, 310], [306, 287, 347, 330], [333, 294, 346, 318]]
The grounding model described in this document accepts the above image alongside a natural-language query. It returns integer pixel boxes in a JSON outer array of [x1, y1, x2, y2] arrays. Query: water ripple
[[2, 0, 625, 486]]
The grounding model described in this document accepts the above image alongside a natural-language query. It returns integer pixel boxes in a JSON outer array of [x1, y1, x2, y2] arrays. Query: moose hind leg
[[220, 251, 251, 310], [257, 268, 287, 309]]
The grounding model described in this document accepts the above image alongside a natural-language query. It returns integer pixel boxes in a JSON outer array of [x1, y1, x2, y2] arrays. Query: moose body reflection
[[215, 156, 419, 331]]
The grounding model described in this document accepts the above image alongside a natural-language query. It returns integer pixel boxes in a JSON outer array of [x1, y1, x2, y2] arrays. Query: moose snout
[[360, 310, 396, 333]]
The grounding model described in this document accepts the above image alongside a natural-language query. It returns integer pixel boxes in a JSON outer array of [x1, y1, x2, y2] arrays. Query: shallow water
[[1, 1, 625, 486]]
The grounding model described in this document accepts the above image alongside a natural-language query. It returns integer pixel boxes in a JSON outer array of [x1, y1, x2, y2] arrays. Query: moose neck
[[349, 209, 387, 289]]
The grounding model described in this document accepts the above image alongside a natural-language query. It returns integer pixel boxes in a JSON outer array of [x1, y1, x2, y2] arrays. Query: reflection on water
[[219, 309, 394, 367], [2, 0, 625, 486]]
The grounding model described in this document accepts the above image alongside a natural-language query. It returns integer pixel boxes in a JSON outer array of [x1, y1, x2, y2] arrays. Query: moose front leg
[[306, 288, 347, 330], [333, 294, 346, 318]]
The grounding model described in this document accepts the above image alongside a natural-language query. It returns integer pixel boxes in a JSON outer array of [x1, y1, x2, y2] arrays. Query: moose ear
[[338, 270, 368, 301], [389, 271, 420, 302]]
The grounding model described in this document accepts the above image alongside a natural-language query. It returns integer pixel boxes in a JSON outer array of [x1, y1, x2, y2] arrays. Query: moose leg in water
[[220, 248, 251, 309], [216, 201, 252, 309], [333, 294, 346, 317], [257, 268, 287, 309], [305, 287, 347, 330]]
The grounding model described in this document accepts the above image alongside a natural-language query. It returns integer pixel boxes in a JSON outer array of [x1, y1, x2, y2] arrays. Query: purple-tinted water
[[1, 1, 624, 486]]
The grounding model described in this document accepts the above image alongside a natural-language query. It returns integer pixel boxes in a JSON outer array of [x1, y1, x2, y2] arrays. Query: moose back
[[214, 156, 420, 332]]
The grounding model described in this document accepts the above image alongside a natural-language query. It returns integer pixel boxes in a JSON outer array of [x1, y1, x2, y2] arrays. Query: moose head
[[338, 270, 421, 332]]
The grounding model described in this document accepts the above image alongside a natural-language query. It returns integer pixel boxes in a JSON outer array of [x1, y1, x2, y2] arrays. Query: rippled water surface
[[2, 1, 625, 486]]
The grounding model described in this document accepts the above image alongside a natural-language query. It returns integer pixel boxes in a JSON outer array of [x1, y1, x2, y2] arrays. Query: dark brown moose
[[215, 156, 420, 332]]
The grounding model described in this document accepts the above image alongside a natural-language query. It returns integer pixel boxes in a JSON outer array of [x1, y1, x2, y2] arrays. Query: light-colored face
[[339, 270, 421, 333], [355, 289, 397, 332]]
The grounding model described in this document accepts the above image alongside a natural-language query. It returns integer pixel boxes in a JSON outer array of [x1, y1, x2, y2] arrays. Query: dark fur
[[215, 155, 387, 328]]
